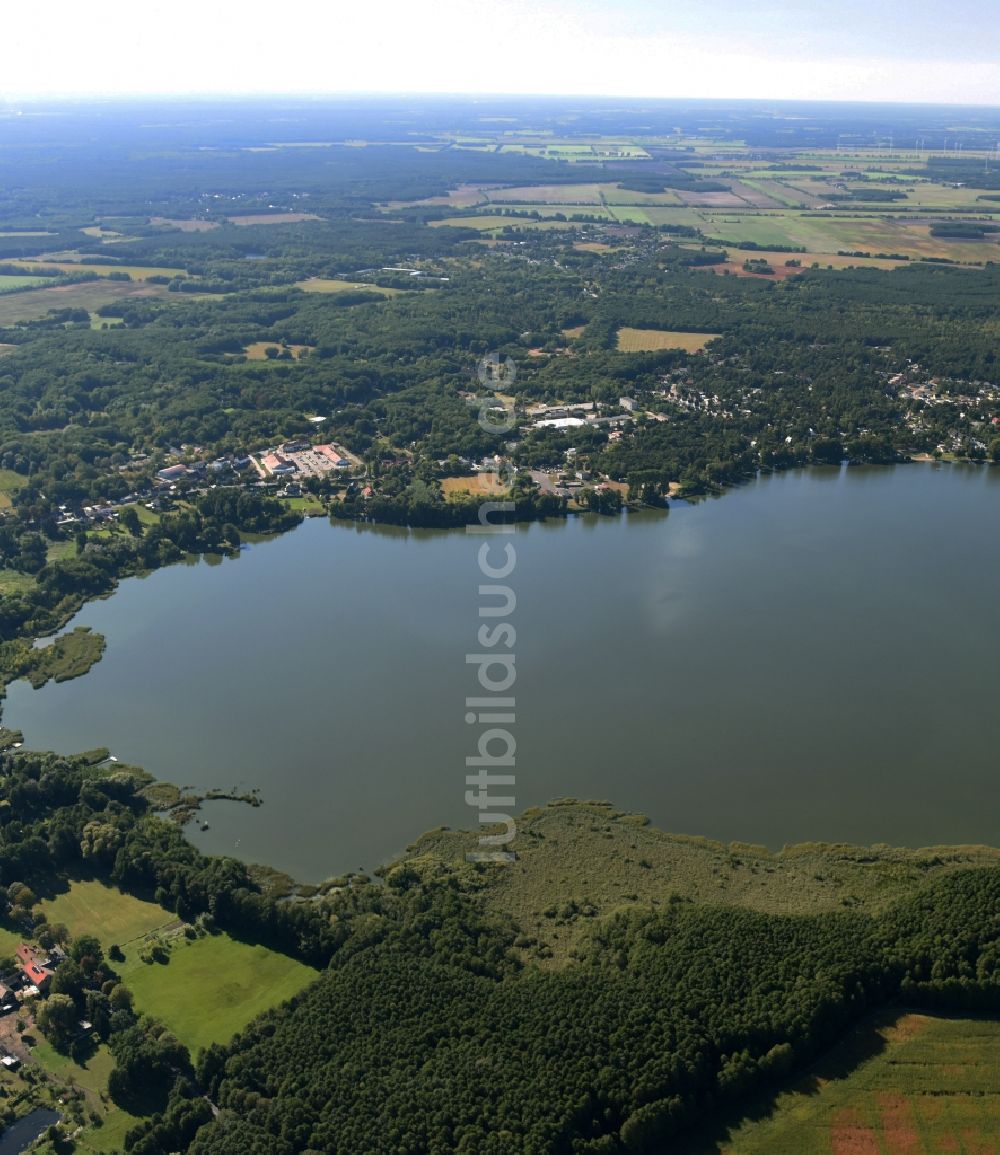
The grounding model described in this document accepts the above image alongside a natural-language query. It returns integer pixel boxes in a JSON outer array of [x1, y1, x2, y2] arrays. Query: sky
[[3, 0, 999, 105]]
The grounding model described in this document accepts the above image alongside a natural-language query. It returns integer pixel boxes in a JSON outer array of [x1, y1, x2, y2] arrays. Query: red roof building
[[15, 944, 53, 990]]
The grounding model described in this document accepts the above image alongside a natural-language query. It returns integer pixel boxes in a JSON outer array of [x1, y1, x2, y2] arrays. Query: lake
[[6, 463, 1000, 880]]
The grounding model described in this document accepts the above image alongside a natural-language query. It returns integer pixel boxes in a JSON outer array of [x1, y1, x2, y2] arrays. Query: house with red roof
[[15, 944, 53, 991]]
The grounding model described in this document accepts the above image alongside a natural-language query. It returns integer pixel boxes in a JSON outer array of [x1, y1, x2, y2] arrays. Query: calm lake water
[[7, 464, 1000, 880]]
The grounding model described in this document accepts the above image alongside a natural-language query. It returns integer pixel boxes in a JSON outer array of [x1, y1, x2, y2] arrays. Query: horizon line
[[3, 91, 1000, 112]]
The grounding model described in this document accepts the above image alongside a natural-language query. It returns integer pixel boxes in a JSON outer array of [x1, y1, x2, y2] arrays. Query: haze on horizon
[[4, 0, 999, 107]]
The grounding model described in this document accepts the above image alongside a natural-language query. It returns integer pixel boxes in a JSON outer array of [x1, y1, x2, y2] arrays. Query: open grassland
[[680, 1013, 1000, 1154], [617, 327, 721, 353], [405, 801, 1000, 966], [26, 1037, 145, 1153], [0, 280, 174, 325], [149, 216, 220, 231], [4, 259, 186, 279], [0, 923, 24, 955], [227, 212, 322, 225], [0, 569, 34, 592], [0, 467, 26, 510], [241, 341, 313, 360], [118, 932, 318, 1054], [296, 277, 403, 296], [39, 880, 171, 948], [30, 1037, 116, 1099], [0, 274, 52, 290]]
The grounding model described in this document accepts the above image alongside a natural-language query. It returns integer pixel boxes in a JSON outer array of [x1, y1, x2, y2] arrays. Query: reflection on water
[[6, 464, 1000, 880]]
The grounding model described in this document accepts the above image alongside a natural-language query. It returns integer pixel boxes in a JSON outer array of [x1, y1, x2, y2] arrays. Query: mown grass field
[[282, 494, 327, 514], [295, 277, 403, 296], [680, 1012, 1000, 1154], [39, 880, 171, 948], [118, 932, 318, 1054], [617, 327, 721, 353]]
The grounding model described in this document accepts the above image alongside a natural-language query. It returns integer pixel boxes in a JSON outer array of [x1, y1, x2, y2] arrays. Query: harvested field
[[227, 212, 322, 225], [617, 326, 720, 353]]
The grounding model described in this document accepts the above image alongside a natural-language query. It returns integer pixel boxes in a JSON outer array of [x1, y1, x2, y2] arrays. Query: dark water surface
[[7, 464, 1000, 879]]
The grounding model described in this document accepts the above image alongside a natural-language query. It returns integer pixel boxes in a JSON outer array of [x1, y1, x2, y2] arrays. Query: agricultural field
[[681, 1012, 1000, 1154], [695, 212, 1000, 262], [38, 880, 171, 949], [716, 247, 909, 271], [117, 931, 318, 1054], [617, 327, 721, 353]]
